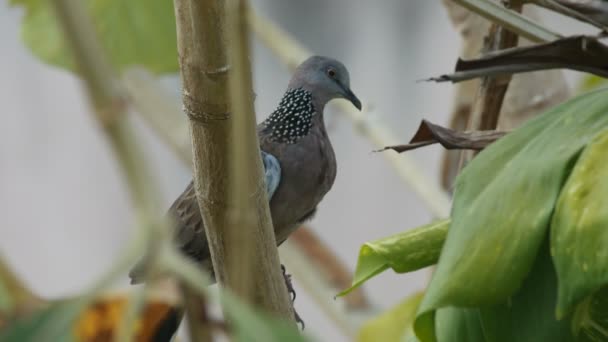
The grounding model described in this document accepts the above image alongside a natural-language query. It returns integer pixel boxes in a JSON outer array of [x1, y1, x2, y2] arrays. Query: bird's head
[[288, 56, 362, 111]]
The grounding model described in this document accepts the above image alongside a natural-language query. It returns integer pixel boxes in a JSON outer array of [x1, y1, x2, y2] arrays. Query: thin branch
[[123, 67, 191, 163], [248, 9, 452, 219], [471, 13, 521, 130], [459, 1, 522, 166], [289, 228, 371, 311]]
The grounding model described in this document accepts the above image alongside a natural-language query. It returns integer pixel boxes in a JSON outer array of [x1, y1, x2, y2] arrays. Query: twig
[[248, 9, 451, 218], [289, 228, 371, 311], [123, 67, 191, 163]]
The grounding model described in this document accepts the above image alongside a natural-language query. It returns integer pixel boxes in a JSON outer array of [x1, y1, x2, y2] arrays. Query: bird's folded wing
[[128, 151, 282, 284]]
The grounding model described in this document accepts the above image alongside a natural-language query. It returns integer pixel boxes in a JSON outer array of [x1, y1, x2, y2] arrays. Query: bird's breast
[[265, 128, 336, 239]]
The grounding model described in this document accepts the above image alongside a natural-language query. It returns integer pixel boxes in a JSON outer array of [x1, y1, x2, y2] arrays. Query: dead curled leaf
[[428, 35, 608, 83], [379, 120, 508, 153]]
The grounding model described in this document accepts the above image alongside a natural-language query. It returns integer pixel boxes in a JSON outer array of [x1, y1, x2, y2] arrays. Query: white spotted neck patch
[[262, 88, 316, 144]]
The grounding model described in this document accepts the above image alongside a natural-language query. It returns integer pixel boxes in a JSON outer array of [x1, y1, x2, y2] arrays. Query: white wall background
[[0, 1, 590, 341]]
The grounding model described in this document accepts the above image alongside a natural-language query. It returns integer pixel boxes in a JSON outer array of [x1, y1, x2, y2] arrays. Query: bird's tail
[[150, 307, 183, 342]]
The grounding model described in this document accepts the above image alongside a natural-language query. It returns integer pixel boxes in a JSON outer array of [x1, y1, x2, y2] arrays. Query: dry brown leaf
[[379, 120, 507, 153]]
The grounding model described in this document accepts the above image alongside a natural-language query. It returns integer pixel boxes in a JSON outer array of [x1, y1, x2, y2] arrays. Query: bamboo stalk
[[225, 0, 294, 317], [173, 0, 294, 325]]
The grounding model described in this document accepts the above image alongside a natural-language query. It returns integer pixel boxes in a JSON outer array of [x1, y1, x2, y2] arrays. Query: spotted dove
[[129, 56, 361, 339]]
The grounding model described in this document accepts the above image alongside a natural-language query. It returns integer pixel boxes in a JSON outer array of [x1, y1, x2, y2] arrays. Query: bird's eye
[[327, 68, 336, 78]]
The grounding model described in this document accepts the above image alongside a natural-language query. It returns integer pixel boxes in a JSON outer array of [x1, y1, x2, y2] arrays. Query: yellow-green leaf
[[358, 292, 423, 342], [551, 128, 608, 317], [338, 219, 449, 297]]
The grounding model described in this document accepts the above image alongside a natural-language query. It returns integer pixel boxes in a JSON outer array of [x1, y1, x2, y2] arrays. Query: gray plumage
[[129, 56, 361, 284]]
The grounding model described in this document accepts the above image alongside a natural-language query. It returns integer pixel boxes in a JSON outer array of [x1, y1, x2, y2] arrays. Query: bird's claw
[[281, 264, 304, 330], [281, 264, 296, 301]]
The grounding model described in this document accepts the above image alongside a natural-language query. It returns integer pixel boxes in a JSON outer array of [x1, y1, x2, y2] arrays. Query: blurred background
[[0, 1, 593, 340]]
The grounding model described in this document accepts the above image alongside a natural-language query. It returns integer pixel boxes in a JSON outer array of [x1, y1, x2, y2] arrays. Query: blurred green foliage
[[10, 0, 178, 74]]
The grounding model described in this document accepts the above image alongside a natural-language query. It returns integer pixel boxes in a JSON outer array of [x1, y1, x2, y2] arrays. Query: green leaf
[[0, 300, 78, 342], [578, 75, 608, 93], [477, 241, 572, 342], [221, 292, 309, 342], [11, 0, 178, 74], [552, 129, 608, 317], [358, 292, 423, 342], [434, 307, 485, 342], [573, 285, 608, 341], [415, 88, 608, 341], [431, 241, 573, 342], [338, 219, 449, 297]]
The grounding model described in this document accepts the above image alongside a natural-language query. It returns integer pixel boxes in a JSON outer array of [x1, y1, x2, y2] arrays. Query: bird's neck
[[262, 88, 324, 144]]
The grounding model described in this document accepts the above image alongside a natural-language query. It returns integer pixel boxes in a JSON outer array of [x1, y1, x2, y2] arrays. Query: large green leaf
[[429, 241, 573, 342], [358, 292, 423, 342], [434, 307, 485, 342], [552, 129, 608, 317], [415, 88, 608, 341], [10, 0, 178, 74], [338, 220, 449, 297]]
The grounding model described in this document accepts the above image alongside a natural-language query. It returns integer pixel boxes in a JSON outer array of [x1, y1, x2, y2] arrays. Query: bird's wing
[[261, 150, 281, 199], [129, 150, 281, 284]]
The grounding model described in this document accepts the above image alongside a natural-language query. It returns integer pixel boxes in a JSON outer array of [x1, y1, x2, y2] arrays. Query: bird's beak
[[342, 86, 362, 111]]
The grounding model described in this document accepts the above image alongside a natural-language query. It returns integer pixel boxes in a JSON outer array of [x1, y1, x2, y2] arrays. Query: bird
[[129, 56, 361, 340]]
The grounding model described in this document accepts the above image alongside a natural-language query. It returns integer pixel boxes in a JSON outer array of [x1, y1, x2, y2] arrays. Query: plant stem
[[173, 0, 294, 328]]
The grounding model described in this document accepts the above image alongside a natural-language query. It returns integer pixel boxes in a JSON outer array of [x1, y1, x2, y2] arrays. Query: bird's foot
[[281, 264, 296, 301], [281, 264, 305, 330]]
